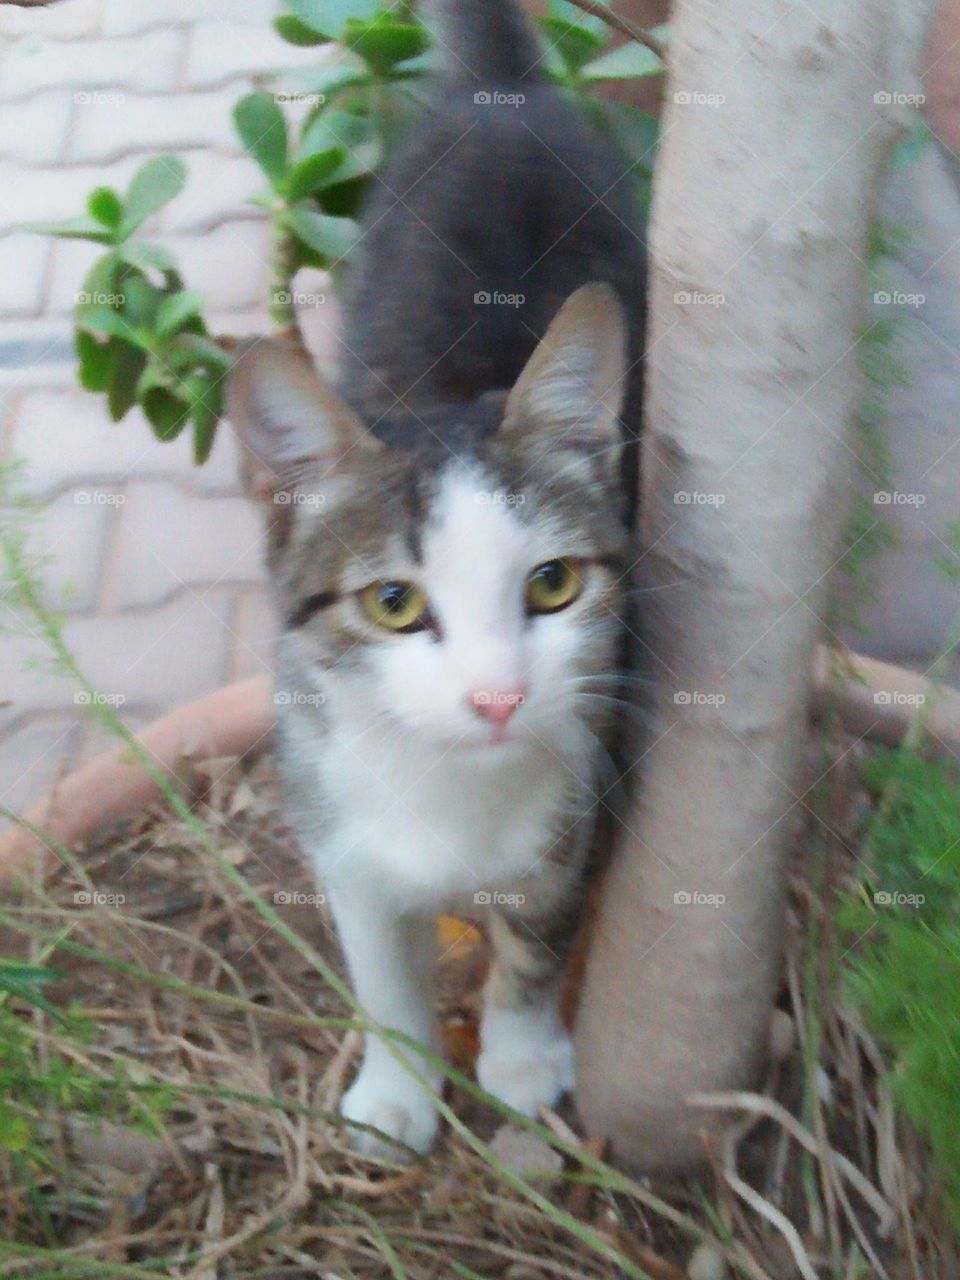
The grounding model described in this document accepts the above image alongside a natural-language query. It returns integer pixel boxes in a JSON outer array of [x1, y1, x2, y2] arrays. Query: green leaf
[[23, 215, 113, 244], [344, 15, 429, 76], [137, 365, 191, 441], [581, 42, 663, 82], [0, 961, 61, 989], [155, 290, 205, 339], [120, 156, 187, 238], [165, 332, 232, 375], [76, 305, 146, 347], [87, 186, 123, 231], [538, 17, 604, 73], [233, 92, 288, 187], [274, 12, 331, 45], [286, 207, 359, 264], [284, 0, 381, 40], [107, 341, 147, 422], [300, 110, 380, 183], [116, 241, 176, 274], [75, 331, 112, 393], [121, 274, 164, 329], [291, 55, 371, 102], [284, 147, 346, 202], [184, 371, 223, 464]]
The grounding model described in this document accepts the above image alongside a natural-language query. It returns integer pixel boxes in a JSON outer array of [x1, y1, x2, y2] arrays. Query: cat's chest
[[313, 734, 572, 907]]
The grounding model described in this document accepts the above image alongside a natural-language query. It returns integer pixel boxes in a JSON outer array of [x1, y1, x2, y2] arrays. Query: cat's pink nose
[[469, 687, 526, 726]]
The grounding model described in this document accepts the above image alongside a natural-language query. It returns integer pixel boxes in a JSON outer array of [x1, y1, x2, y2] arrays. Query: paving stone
[[185, 20, 327, 88], [0, 92, 74, 165], [1, 29, 180, 101], [34, 485, 116, 612], [104, 480, 264, 611], [102, 0, 277, 37], [160, 152, 264, 234], [70, 84, 248, 162], [49, 220, 271, 314], [0, 232, 50, 317], [0, 155, 144, 232], [7, 387, 243, 497], [0, 591, 233, 716], [229, 588, 275, 681], [0, 714, 85, 820], [0, 0, 103, 40]]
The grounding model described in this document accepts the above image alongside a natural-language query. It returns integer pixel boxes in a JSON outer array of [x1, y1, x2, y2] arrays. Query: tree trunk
[[575, 0, 928, 1171]]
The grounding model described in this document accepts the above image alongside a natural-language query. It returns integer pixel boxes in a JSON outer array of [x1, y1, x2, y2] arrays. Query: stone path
[[0, 0, 324, 816]]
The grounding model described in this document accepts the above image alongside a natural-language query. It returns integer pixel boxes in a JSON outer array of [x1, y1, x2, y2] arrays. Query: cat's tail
[[424, 0, 544, 85]]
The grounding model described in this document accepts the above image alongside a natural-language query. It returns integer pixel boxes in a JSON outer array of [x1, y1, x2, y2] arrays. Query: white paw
[[476, 1030, 575, 1116], [340, 1067, 439, 1159]]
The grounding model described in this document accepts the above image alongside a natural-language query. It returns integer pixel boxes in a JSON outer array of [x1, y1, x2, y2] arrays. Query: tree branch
[[562, 0, 666, 60]]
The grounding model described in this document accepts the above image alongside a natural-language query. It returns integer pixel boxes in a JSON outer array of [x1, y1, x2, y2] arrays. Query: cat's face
[[228, 285, 630, 759]]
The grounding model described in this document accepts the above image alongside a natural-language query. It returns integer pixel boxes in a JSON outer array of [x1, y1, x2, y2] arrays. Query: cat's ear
[[501, 283, 627, 480], [227, 337, 380, 499]]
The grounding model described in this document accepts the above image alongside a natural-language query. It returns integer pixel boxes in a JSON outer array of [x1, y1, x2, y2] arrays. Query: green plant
[[25, 0, 661, 468]]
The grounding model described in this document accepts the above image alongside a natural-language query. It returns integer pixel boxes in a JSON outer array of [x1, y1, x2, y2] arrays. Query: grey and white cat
[[228, 0, 646, 1155]]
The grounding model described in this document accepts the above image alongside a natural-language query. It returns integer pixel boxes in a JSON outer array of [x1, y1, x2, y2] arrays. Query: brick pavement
[[0, 0, 328, 817]]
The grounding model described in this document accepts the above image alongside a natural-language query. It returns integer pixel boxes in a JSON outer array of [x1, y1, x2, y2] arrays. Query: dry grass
[[0, 737, 957, 1280]]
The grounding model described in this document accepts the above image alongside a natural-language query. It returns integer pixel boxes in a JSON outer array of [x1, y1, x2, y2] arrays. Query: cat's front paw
[[476, 1029, 575, 1116], [340, 1067, 439, 1159]]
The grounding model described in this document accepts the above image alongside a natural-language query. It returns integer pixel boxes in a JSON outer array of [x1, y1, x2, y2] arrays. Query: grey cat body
[[228, 0, 646, 1155]]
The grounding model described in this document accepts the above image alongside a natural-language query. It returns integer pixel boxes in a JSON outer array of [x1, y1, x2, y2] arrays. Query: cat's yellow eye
[[525, 559, 585, 615], [359, 580, 431, 634]]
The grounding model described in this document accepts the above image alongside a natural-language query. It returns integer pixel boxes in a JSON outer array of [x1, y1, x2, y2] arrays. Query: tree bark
[[575, 0, 928, 1171]]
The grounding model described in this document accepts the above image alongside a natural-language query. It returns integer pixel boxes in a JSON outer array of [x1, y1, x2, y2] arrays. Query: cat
[[227, 0, 646, 1157]]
